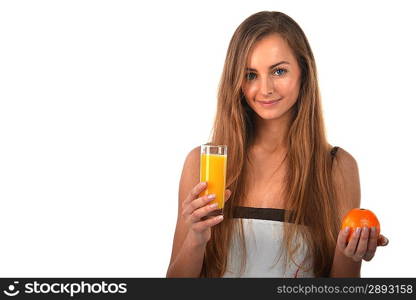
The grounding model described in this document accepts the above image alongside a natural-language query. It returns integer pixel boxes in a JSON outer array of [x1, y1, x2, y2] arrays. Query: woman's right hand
[[181, 181, 231, 248]]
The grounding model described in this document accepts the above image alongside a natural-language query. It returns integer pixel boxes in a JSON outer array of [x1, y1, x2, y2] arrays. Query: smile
[[257, 98, 282, 106]]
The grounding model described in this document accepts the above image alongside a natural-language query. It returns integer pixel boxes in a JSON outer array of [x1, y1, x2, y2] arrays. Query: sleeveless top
[[222, 146, 340, 278]]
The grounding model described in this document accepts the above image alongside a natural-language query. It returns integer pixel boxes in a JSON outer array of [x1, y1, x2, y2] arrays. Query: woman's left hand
[[337, 226, 389, 262]]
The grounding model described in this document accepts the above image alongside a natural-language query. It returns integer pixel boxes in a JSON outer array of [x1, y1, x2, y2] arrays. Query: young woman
[[166, 11, 389, 278]]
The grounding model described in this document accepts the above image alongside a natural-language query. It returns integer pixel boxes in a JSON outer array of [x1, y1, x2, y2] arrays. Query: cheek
[[280, 79, 301, 107], [242, 84, 255, 100], [242, 85, 256, 111], [278, 78, 298, 95]]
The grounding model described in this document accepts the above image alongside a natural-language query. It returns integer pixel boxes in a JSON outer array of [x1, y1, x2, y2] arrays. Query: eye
[[246, 72, 256, 81], [273, 68, 287, 76], [245, 69, 287, 81]]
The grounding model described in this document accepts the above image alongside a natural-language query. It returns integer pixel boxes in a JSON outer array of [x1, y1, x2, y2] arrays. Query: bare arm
[[331, 241, 362, 277], [166, 229, 207, 277], [166, 146, 205, 277], [166, 146, 229, 277], [329, 148, 389, 277], [329, 148, 362, 277]]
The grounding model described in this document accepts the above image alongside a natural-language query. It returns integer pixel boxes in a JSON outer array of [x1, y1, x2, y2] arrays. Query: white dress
[[222, 207, 315, 278], [222, 147, 339, 277]]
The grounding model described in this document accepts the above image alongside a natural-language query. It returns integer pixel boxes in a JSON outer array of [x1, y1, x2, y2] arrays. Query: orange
[[341, 208, 380, 242]]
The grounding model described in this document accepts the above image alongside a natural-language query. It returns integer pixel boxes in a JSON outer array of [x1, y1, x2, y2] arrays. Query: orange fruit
[[341, 208, 380, 242]]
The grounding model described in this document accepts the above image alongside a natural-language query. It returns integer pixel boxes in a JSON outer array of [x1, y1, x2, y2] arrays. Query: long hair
[[199, 11, 340, 277]]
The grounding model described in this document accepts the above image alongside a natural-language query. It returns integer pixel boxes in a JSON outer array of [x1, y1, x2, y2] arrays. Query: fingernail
[[344, 226, 350, 233], [208, 194, 216, 199], [355, 227, 362, 235], [210, 203, 218, 208], [201, 182, 207, 186], [371, 227, 376, 233], [217, 215, 223, 220]]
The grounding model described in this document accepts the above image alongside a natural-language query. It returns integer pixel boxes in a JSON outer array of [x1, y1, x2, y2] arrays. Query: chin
[[256, 111, 286, 120]]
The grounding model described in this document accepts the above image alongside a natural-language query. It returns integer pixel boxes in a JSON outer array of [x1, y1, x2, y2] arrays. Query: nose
[[259, 76, 274, 96]]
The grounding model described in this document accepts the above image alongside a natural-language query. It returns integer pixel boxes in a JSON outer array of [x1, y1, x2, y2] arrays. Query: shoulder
[[331, 147, 361, 218], [183, 145, 201, 172], [332, 147, 359, 174], [178, 146, 201, 204]]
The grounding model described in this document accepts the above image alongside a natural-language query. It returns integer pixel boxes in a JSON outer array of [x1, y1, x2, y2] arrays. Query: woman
[[166, 11, 389, 278]]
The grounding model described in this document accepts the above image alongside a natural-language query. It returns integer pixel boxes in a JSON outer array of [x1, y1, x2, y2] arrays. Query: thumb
[[377, 234, 389, 246]]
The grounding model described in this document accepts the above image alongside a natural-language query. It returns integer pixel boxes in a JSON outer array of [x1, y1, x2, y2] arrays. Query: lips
[[257, 98, 282, 104]]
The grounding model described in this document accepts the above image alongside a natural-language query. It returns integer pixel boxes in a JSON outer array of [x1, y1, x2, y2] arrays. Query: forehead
[[246, 33, 295, 68]]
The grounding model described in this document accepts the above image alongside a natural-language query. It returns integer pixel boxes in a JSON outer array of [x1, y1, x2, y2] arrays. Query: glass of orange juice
[[199, 144, 227, 218]]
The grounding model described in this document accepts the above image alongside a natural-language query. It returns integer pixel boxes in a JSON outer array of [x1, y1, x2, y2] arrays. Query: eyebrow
[[245, 61, 290, 71]]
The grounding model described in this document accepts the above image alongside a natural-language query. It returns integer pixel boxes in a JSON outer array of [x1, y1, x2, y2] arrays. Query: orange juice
[[199, 153, 227, 214]]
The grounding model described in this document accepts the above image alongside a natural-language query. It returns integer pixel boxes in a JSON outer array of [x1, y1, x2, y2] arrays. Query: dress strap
[[232, 206, 295, 223], [330, 146, 339, 160]]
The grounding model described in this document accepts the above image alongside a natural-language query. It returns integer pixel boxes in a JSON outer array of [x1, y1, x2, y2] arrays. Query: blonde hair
[[200, 11, 340, 277]]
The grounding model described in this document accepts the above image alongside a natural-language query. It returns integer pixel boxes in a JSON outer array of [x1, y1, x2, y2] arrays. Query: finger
[[344, 227, 361, 259], [337, 227, 350, 251], [363, 226, 378, 261], [192, 215, 224, 232], [184, 182, 207, 205], [190, 201, 221, 223], [182, 193, 215, 217], [354, 226, 370, 261], [377, 234, 389, 247]]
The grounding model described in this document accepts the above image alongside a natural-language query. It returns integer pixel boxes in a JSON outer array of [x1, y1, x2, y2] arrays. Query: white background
[[0, 0, 415, 277]]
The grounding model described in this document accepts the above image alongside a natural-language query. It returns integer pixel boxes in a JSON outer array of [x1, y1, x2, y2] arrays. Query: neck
[[251, 110, 293, 155]]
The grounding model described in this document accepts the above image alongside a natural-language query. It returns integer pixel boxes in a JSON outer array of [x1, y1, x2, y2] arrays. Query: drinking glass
[[199, 144, 227, 217]]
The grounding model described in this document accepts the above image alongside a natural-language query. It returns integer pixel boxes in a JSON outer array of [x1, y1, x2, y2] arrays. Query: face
[[242, 33, 302, 121]]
